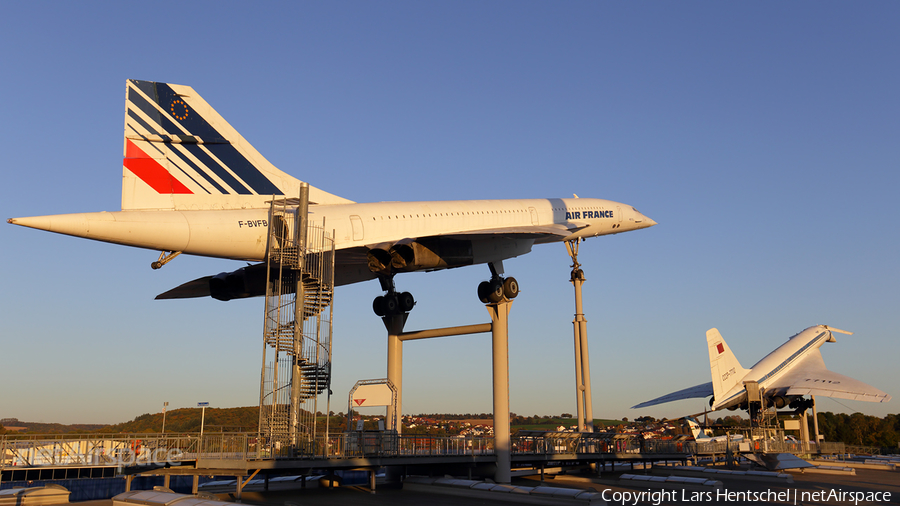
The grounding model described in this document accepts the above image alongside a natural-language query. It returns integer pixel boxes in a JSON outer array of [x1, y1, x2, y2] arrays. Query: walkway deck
[[1, 431, 845, 483]]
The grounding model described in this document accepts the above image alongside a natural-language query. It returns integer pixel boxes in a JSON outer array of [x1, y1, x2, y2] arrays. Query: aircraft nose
[[638, 211, 657, 227]]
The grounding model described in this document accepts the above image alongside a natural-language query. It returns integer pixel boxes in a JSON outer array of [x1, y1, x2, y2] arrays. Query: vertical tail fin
[[707, 328, 750, 408], [685, 417, 708, 440], [122, 80, 353, 210]]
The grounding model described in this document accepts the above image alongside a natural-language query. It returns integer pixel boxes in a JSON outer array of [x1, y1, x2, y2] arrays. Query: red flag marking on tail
[[716, 343, 725, 355]]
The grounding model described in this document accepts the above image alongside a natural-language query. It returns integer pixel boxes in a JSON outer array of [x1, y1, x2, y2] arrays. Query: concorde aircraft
[[632, 325, 891, 413], [8, 80, 656, 313]]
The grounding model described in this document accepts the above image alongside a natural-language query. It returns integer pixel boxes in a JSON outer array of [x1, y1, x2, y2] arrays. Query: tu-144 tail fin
[[707, 328, 749, 409]]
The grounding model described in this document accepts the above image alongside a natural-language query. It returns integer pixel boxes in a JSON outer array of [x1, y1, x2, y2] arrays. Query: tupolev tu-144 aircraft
[[686, 417, 744, 443], [632, 325, 891, 414], [8, 80, 656, 313]]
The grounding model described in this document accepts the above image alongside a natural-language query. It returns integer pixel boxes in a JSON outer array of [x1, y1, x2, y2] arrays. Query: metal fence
[[195, 433, 497, 461], [0, 434, 199, 467], [2, 431, 847, 468], [690, 439, 845, 455], [187, 432, 675, 461]]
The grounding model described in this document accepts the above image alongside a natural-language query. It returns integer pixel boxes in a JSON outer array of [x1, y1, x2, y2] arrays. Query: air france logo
[[566, 210, 612, 220]]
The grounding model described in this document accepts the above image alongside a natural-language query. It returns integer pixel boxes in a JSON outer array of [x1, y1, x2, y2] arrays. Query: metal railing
[[197, 432, 680, 461], [691, 439, 845, 455], [1, 434, 199, 467], [2, 432, 847, 468]]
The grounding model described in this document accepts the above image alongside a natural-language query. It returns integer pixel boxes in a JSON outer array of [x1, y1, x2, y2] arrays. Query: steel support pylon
[[566, 239, 594, 432], [811, 395, 820, 452], [487, 299, 513, 484], [384, 313, 408, 433], [379, 296, 514, 483], [800, 409, 810, 453]]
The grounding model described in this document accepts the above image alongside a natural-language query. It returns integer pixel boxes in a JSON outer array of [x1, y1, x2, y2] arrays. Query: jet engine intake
[[366, 248, 393, 274]]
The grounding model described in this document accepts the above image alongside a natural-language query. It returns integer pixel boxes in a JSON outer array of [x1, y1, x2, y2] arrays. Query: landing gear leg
[[151, 250, 182, 270], [478, 261, 519, 303], [373, 274, 415, 317]]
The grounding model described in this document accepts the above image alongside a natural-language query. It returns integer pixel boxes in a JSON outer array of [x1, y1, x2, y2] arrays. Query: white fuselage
[[713, 326, 832, 410], [10, 197, 654, 262]]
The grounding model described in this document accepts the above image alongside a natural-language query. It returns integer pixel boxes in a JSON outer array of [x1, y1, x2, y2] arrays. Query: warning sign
[[351, 383, 393, 407]]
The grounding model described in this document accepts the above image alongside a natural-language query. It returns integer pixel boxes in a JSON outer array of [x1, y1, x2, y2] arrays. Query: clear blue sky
[[2, 2, 897, 425]]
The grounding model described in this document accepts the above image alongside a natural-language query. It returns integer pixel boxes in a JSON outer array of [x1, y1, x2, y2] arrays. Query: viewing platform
[[2, 430, 847, 482]]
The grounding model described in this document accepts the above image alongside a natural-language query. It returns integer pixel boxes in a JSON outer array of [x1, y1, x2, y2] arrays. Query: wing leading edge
[[388, 222, 586, 245], [769, 349, 892, 403], [631, 382, 713, 409]]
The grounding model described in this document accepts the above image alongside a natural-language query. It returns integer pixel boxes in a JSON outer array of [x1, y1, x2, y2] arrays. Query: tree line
[[816, 412, 899, 448]]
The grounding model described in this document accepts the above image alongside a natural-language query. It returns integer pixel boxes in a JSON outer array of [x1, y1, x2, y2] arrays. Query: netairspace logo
[[94, 449, 185, 467], [600, 488, 893, 505]]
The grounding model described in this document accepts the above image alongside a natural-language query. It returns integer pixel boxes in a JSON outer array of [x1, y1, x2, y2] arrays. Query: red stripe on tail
[[124, 140, 193, 194]]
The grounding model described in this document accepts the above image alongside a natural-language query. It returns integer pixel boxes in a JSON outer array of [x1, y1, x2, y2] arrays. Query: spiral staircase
[[258, 198, 335, 452]]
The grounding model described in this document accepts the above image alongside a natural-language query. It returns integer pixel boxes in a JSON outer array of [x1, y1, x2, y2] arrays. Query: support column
[[567, 240, 594, 432], [192, 475, 199, 494], [384, 313, 408, 433], [800, 410, 810, 453], [487, 300, 512, 484], [125, 475, 133, 492], [811, 395, 820, 452], [578, 318, 593, 431], [573, 320, 585, 432], [290, 183, 310, 449]]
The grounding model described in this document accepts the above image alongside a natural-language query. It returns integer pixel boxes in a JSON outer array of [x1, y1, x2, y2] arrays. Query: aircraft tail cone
[[8, 215, 58, 232]]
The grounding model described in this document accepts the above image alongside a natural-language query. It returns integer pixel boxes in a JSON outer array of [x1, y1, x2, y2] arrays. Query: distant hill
[[0, 407, 260, 435], [101, 407, 260, 433], [0, 422, 107, 434], [2, 409, 627, 435]]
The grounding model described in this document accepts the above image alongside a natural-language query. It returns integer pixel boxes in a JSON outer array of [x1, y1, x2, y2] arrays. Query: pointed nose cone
[[637, 211, 657, 228]]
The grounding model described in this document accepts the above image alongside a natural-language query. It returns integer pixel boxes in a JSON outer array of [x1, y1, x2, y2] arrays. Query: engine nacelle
[[789, 397, 814, 412], [366, 237, 532, 274], [770, 396, 788, 409], [390, 238, 474, 271], [208, 264, 268, 301]]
